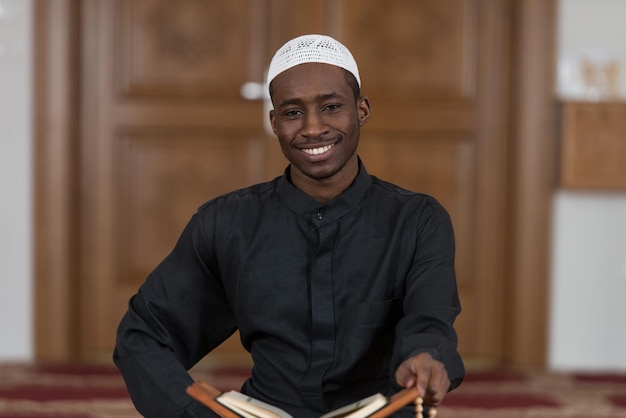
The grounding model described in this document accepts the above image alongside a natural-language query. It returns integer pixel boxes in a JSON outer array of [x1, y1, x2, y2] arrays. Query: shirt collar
[[277, 158, 372, 223]]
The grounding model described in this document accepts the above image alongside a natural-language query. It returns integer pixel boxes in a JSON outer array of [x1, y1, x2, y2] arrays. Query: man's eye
[[324, 104, 341, 111], [284, 109, 303, 117]]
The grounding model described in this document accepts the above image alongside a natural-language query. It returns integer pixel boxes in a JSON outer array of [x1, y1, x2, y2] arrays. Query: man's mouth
[[302, 143, 334, 155]]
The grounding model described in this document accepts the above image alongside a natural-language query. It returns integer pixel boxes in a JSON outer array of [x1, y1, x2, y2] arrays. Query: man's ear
[[357, 96, 371, 127], [269, 109, 277, 134]]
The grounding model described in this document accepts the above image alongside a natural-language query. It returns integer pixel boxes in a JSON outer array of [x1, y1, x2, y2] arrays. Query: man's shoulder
[[369, 176, 448, 213], [200, 177, 280, 210], [369, 175, 427, 199]]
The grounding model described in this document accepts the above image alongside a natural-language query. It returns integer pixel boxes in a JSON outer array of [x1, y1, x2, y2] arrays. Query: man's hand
[[395, 352, 450, 407]]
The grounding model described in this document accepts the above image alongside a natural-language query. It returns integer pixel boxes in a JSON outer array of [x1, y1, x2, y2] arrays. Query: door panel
[[76, 0, 511, 364], [344, 0, 476, 99], [79, 0, 275, 360], [341, 0, 508, 360]]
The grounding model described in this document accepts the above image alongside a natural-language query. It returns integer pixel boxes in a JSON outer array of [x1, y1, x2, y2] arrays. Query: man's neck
[[290, 160, 359, 203]]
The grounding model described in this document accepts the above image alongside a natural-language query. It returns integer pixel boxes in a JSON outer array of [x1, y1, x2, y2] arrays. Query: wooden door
[[76, 0, 275, 362], [35, 0, 556, 367]]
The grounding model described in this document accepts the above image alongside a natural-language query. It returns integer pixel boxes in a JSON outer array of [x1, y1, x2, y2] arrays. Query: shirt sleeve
[[113, 210, 237, 417], [390, 197, 465, 391]]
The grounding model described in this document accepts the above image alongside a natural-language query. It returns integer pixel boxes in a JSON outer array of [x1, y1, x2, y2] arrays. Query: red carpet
[[1, 363, 626, 417]]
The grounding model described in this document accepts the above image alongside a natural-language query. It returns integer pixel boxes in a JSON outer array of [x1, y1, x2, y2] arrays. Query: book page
[[320, 393, 387, 418], [217, 391, 293, 418]]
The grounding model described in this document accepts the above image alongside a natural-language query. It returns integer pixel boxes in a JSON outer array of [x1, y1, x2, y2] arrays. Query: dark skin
[[269, 62, 451, 407], [269, 62, 368, 202]]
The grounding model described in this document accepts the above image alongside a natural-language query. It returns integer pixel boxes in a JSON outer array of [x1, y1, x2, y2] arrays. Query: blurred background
[[1, 0, 625, 373]]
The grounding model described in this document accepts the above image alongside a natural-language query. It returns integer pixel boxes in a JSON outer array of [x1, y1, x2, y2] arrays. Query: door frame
[[34, 0, 82, 360], [33, 0, 557, 366]]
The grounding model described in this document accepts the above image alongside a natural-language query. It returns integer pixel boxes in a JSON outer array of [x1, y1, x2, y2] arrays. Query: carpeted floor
[[1, 363, 625, 417], [444, 369, 626, 417]]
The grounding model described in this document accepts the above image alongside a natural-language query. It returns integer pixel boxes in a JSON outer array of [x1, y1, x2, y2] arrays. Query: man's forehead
[[275, 91, 345, 109], [271, 64, 352, 102]]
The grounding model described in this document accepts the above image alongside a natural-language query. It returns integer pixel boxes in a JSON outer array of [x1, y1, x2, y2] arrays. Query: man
[[114, 34, 464, 418]]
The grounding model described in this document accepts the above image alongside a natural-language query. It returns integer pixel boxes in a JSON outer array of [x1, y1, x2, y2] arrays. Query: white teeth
[[303, 144, 334, 155]]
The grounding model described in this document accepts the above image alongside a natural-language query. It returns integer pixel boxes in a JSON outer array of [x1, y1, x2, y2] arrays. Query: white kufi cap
[[267, 34, 361, 88]]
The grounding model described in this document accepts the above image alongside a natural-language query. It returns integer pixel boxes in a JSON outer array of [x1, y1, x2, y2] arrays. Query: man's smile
[[302, 143, 335, 155]]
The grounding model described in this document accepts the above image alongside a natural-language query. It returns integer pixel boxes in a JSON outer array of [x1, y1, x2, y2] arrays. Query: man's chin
[[302, 163, 342, 181]]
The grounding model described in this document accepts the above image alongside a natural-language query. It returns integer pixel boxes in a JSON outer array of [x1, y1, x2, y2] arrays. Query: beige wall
[[0, 0, 33, 360], [549, 0, 626, 371]]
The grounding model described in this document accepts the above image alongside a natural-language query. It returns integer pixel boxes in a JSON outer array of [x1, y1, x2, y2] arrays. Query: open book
[[186, 380, 421, 418]]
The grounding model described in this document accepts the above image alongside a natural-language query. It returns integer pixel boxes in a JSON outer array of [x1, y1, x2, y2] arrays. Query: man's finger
[[414, 362, 431, 397], [395, 360, 416, 388], [423, 365, 450, 406]]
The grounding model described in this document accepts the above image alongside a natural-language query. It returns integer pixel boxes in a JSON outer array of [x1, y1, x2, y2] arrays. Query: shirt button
[[317, 211, 324, 220]]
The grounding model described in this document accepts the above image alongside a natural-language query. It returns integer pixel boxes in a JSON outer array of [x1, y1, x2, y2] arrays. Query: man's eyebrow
[[277, 92, 342, 108], [277, 98, 302, 108], [319, 92, 341, 101]]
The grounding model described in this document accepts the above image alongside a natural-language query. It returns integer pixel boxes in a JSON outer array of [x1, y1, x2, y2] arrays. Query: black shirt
[[114, 161, 464, 418]]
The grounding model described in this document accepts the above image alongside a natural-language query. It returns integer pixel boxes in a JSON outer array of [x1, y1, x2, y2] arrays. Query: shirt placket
[[301, 206, 337, 404]]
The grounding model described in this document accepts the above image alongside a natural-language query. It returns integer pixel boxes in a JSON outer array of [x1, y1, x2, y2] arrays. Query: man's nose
[[302, 112, 328, 138]]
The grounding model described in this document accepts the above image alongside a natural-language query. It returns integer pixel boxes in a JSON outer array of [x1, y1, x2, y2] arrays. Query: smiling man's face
[[269, 63, 370, 193]]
